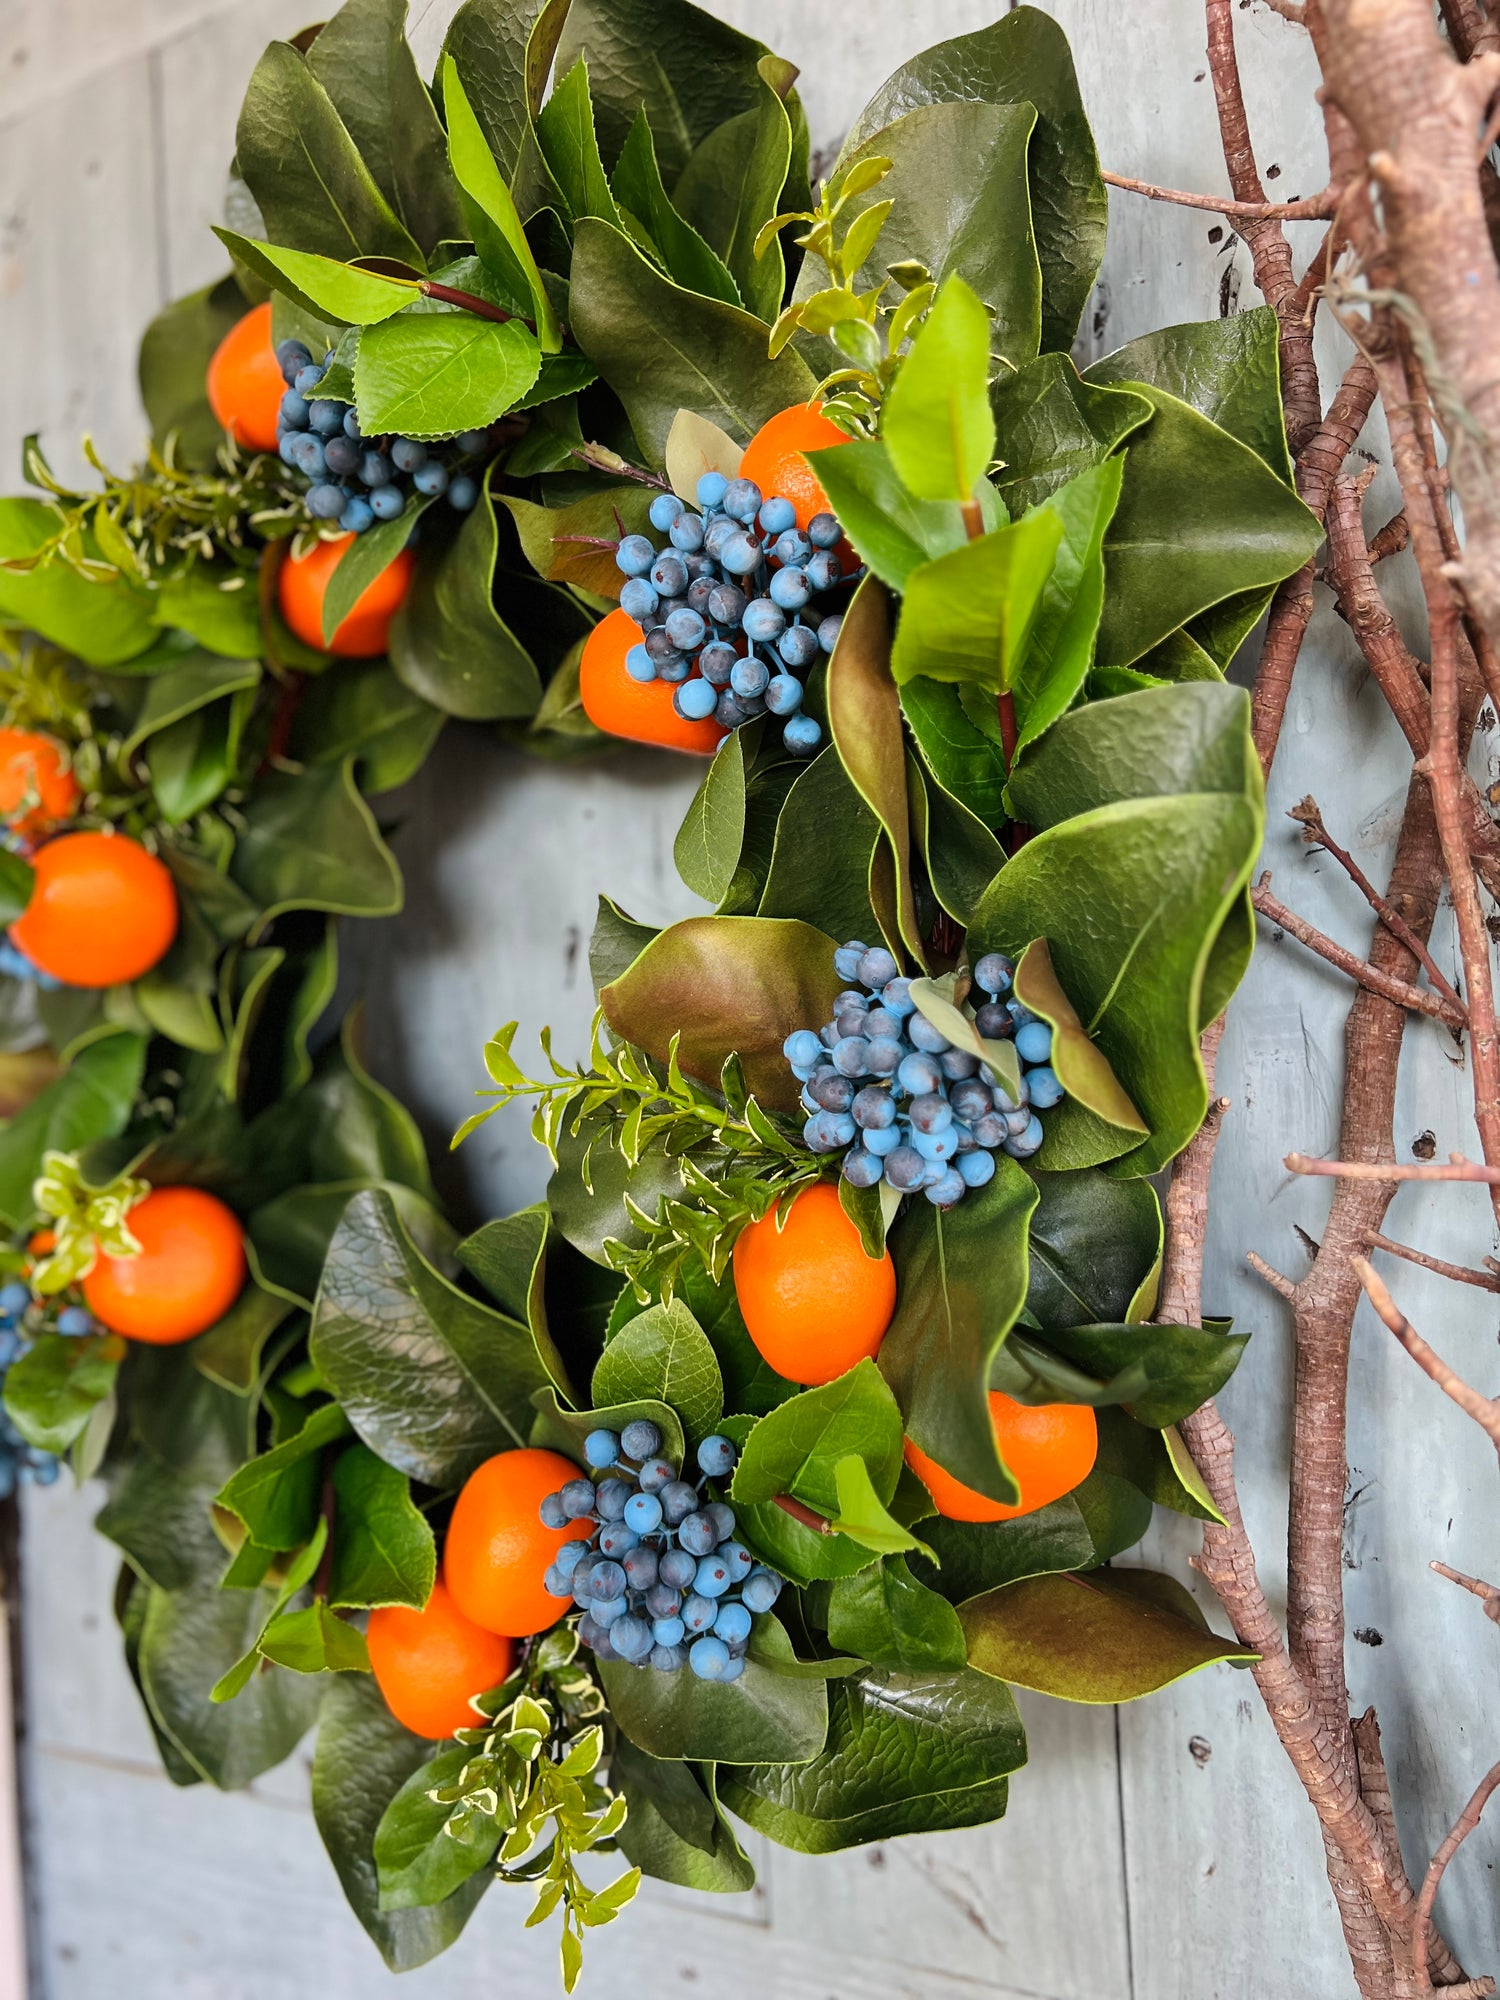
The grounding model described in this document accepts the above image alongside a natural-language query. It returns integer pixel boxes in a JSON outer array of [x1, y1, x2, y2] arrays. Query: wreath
[[0, 0, 1319, 1986]]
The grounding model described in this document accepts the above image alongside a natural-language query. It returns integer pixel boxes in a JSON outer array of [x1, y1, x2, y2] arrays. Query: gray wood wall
[[4, 3, 1499, 1994]]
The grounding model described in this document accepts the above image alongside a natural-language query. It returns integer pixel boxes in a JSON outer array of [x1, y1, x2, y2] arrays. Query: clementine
[[737, 401, 851, 531], [11, 831, 177, 988], [578, 607, 727, 754], [732, 1181, 896, 1386], [205, 301, 285, 455], [904, 1393, 1099, 1523], [368, 1578, 515, 1740], [444, 1448, 593, 1637], [0, 729, 80, 837], [83, 1186, 247, 1345], [277, 536, 415, 658]]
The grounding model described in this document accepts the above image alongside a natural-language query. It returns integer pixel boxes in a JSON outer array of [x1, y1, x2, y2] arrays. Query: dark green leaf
[[827, 1555, 967, 1672], [900, 677, 1007, 828], [314, 1674, 490, 1968], [912, 1496, 1099, 1603], [673, 65, 791, 323], [960, 1566, 1255, 1700], [1025, 1169, 1163, 1331], [530, 1385, 684, 1472], [612, 1742, 755, 1893], [3, 1331, 122, 1456], [375, 1745, 503, 1911], [235, 39, 423, 266], [601, 1612, 827, 1764], [675, 731, 750, 907], [755, 744, 880, 950], [440, 52, 562, 346], [0, 850, 33, 928], [592, 1299, 724, 1442], [567, 218, 815, 468], [355, 314, 541, 439], [993, 1319, 1248, 1428], [231, 757, 402, 925], [1086, 308, 1294, 482], [536, 58, 621, 225], [216, 1400, 350, 1552], [319, 499, 431, 645], [0, 1032, 145, 1228], [258, 1598, 371, 1675], [990, 352, 1151, 516], [192, 1282, 294, 1395], [1094, 1406, 1223, 1523], [311, 1188, 549, 1487], [732, 1360, 903, 1519], [1012, 456, 1123, 750], [910, 760, 1004, 926], [610, 110, 740, 306], [878, 1165, 1038, 1506], [599, 914, 842, 1116], [139, 278, 247, 470], [290, 656, 444, 793]]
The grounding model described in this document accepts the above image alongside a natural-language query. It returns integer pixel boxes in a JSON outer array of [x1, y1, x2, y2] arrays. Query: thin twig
[[1248, 1250, 1299, 1299], [1365, 1230, 1500, 1294], [1252, 879, 1467, 1028], [1351, 1258, 1500, 1448], [1287, 798, 1466, 1011], [1288, 1150, 1500, 1184], [1101, 169, 1341, 218], [1431, 1561, 1500, 1622], [1414, 1761, 1500, 1989]]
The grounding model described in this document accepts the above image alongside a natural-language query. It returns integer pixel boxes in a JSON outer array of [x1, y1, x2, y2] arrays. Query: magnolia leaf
[[1013, 939, 1145, 1135]]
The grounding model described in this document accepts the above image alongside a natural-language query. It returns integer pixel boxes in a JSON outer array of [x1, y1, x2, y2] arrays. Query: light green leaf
[[592, 1298, 724, 1443], [354, 313, 541, 439], [883, 275, 996, 503], [441, 53, 562, 350], [329, 1443, 438, 1610], [212, 228, 418, 325], [675, 731, 749, 906], [890, 510, 1063, 692]]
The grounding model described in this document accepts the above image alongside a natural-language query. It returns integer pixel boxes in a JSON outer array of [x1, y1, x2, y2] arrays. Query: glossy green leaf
[[821, 105, 1039, 367], [756, 743, 881, 950], [310, 1188, 549, 1488], [613, 1255, 795, 1419], [1087, 308, 1293, 483], [258, 1599, 371, 1675], [235, 39, 423, 267], [216, 1400, 350, 1552], [889, 511, 1063, 693], [319, 498, 431, 644], [1012, 937, 1146, 1143], [1095, 1407, 1223, 1523], [900, 677, 1008, 828], [232, 757, 402, 927], [0, 850, 32, 928], [601, 1612, 827, 1765], [990, 353, 1151, 516], [961, 1566, 1254, 1701], [536, 58, 620, 226], [718, 1661, 1021, 1852], [992, 1318, 1248, 1429], [314, 1675, 490, 1968], [567, 218, 815, 468], [328, 1443, 437, 1610], [673, 62, 792, 323], [3, 1331, 122, 1456], [600, 915, 842, 1116], [531, 1386, 683, 1473], [1025, 1169, 1163, 1332], [191, 1282, 293, 1396], [732, 1360, 903, 1520], [212, 228, 417, 326], [883, 276, 996, 503], [827, 1555, 967, 1672], [879, 1164, 1038, 1506], [375, 1745, 504, 1912], [909, 760, 1004, 926], [912, 1496, 1100, 1604], [440, 52, 562, 348], [121, 650, 260, 758], [291, 657, 444, 793], [152, 564, 262, 659], [971, 790, 1261, 1175], [0, 500, 156, 666], [610, 109, 740, 306], [390, 476, 550, 720], [592, 1298, 724, 1442], [806, 440, 972, 593], [1011, 456, 1122, 750], [0, 1031, 145, 1228], [841, 8, 1105, 354], [354, 313, 541, 439], [612, 1742, 755, 1893], [675, 732, 749, 906], [305, 0, 464, 258]]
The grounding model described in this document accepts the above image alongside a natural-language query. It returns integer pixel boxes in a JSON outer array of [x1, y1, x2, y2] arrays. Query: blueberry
[[293, 363, 326, 397], [280, 390, 311, 431], [974, 952, 1014, 996], [1028, 1066, 1064, 1109], [660, 1546, 698, 1591], [1009, 1000, 1037, 1027], [714, 691, 750, 728], [392, 437, 428, 472], [675, 678, 719, 721], [761, 672, 803, 719], [774, 529, 813, 567], [704, 514, 739, 559], [808, 512, 841, 549], [650, 492, 684, 531], [623, 1543, 660, 1591], [679, 1511, 718, 1556], [619, 578, 658, 624], [682, 1591, 718, 1632], [805, 1109, 856, 1152], [1015, 1020, 1053, 1066], [370, 486, 405, 521], [784, 1028, 823, 1069], [723, 478, 764, 524], [341, 496, 375, 533], [456, 427, 490, 454], [909, 1092, 953, 1134], [834, 942, 868, 980], [852, 1087, 896, 1130], [597, 1522, 639, 1558], [357, 450, 392, 488], [897, 1052, 942, 1098], [697, 471, 730, 510], [1004, 1115, 1045, 1159], [971, 1112, 1007, 1149], [613, 1615, 653, 1663], [642, 1458, 678, 1494], [589, 1560, 627, 1602], [759, 495, 797, 535], [778, 623, 821, 670], [925, 1167, 967, 1208], [669, 511, 706, 553], [714, 1600, 753, 1645], [842, 1147, 882, 1187], [653, 1614, 687, 1649], [742, 598, 785, 644], [556, 1538, 589, 1578], [951, 1079, 992, 1124], [665, 607, 707, 651], [277, 433, 302, 467], [768, 565, 810, 612], [413, 460, 450, 497], [864, 1124, 902, 1156], [854, 947, 895, 991], [577, 1613, 605, 1651], [625, 1491, 664, 1534], [884, 1145, 927, 1192], [690, 1635, 730, 1679], [645, 1583, 682, 1619], [940, 1049, 981, 1082], [705, 1501, 736, 1541], [721, 533, 762, 576], [697, 1435, 737, 1478], [706, 581, 747, 626], [615, 534, 656, 578], [309, 400, 345, 438], [809, 1069, 856, 1112], [277, 338, 312, 381], [882, 977, 915, 1018], [624, 644, 657, 685], [649, 1642, 685, 1671], [619, 1419, 662, 1461], [343, 409, 363, 440], [660, 1480, 699, 1526], [731, 657, 770, 700], [957, 1148, 997, 1188], [543, 1561, 570, 1596], [0, 1284, 26, 1317], [974, 1002, 1015, 1040], [649, 552, 689, 598], [56, 1306, 93, 1337], [783, 713, 822, 756], [658, 656, 691, 685], [539, 1491, 568, 1529], [323, 434, 360, 475], [447, 475, 479, 512], [560, 1478, 597, 1519], [742, 1568, 782, 1613]]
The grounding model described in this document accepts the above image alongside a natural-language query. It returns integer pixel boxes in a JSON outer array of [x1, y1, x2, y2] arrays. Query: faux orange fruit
[[0, 729, 80, 837], [277, 535, 415, 658], [368, 1579, 515, 1740], [11, 831, 177, 988], [737, 401, 851, 531], [903, 1393, 1099, 1523], [444, 1448, 593, 1637], [83, 1186, 247, 1345], [205, 301, 285, 455], [732, 1181, 896, 1386], [579, 607, 727, 754]]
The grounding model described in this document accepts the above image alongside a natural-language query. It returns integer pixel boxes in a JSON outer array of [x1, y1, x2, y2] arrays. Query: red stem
[[417, 280, 536, 330]]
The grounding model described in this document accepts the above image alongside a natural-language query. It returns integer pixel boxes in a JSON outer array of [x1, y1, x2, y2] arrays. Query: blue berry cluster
[[273, 339, 485, 535], [783, 945, 1067, 1207], [0, 1279, 84, 1497], [613, 474, 855, 753], [539, 1420, 783, 1681]]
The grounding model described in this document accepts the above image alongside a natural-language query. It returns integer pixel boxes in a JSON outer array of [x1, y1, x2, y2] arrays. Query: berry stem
[[415, 280, 538, 331], [772, 1492, 836, 1536]]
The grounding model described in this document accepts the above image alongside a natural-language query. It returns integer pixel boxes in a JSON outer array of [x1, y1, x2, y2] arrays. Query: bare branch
[[1248, 1250, 1299, 1299], [1100, 169, 1341, 218], [1415, 1761, 1500, 1989], [1365, 1229, 1500, 1293], [1351, 1257, 1500, 1448], [1431, 1560, 1500, 1622], [1288, 1150, 1500, 1184], [1252, 878, 1468, 1028]]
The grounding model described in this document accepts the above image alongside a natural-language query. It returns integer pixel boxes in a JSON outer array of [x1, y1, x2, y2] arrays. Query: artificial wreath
[[0, 0, 1320, 1985]]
